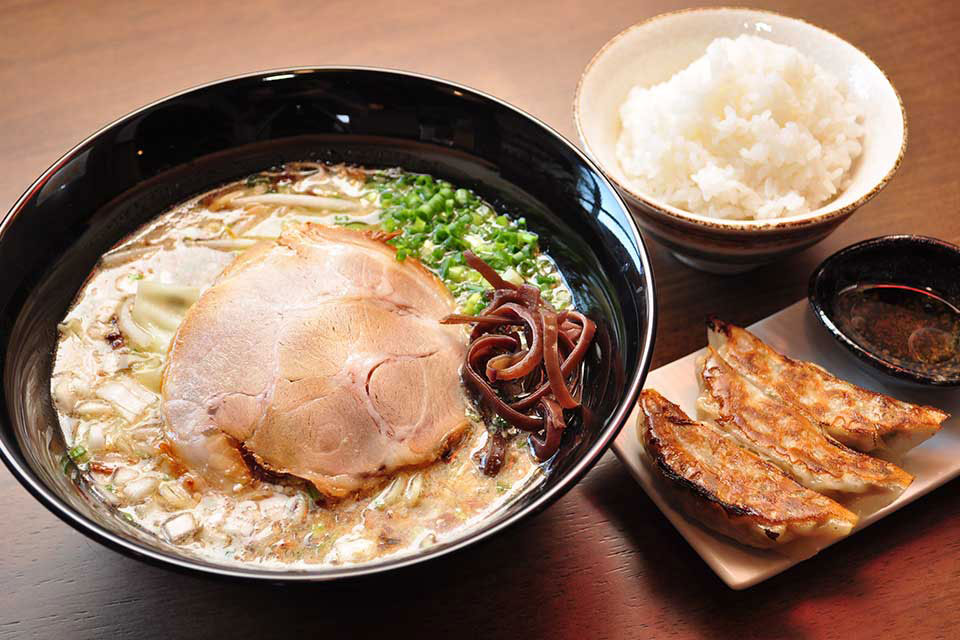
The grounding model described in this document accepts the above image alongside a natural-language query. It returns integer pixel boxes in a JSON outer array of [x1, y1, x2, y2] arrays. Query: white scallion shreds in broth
[[51, 163, 573, 568]]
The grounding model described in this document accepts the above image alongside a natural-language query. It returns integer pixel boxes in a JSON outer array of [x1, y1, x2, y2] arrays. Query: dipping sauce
[[833, 284, 960, 378]]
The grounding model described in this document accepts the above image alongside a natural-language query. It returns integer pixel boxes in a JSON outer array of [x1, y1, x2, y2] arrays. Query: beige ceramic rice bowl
[[574, 7, 906, 273]]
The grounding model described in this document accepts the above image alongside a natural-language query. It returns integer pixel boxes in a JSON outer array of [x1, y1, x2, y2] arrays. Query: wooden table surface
[[2, 0, 959, 638]]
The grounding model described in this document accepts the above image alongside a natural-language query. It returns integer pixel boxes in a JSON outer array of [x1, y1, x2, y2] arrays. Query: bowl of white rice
[[574, 8, 906, 273]]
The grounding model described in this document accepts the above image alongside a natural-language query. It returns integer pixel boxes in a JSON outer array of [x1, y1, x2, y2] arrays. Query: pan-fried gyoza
[[639, 390, 858, 549], [640, 319, 949, 553], [707, 318, 947, 455], [697, 348, 913, 506]]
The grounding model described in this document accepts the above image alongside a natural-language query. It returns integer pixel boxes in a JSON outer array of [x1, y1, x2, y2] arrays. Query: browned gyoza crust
[[707, 318, 948, 455], [638, 390, 857, 549], [697, 348, 913, 504]]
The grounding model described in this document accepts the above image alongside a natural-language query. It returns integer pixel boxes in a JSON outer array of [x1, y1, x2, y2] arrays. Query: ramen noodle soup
[[51, 163, 592, 568]]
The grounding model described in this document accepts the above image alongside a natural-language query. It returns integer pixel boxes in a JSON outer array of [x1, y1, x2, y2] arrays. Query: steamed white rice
[[616, 35, 865, 220]]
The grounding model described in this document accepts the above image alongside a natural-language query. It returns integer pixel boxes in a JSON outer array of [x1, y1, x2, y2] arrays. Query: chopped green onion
[[447, 265, 467, 282], [501, 267, 524, 286], [363, 170, 568, 311], [439, 256, 452, 280], [305, 484, 321, 503], [463, 292, 484, 315]]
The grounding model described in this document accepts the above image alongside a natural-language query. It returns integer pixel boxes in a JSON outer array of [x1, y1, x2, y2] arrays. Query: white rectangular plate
[[612, 300, 960, 590]]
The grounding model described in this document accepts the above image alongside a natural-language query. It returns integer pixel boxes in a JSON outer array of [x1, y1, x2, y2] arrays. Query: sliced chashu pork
[[161, 225, 468, 497]]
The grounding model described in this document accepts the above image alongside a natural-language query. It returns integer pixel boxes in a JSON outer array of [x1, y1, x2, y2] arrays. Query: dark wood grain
[[1, 1, 959, 638]]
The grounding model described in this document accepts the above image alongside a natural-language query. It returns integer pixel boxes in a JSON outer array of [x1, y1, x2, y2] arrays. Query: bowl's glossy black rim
[[0, 66, 657, 581], [808, 234, 960, 387]]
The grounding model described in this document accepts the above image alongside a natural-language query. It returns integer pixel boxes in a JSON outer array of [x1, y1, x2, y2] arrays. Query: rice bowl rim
[[573, 6, 908, 233]]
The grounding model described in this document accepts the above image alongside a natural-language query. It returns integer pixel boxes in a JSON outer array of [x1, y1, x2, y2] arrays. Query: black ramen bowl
[[0, 68, 656, 581], [809, 235, 960, 388]]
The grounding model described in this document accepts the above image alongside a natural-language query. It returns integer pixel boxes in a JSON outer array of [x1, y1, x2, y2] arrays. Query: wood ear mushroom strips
[[638, 390, 858, 550], [707, 317, 948, 455]]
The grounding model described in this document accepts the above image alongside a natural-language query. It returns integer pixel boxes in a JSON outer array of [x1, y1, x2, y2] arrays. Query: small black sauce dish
[[809, 235, 960, 388]]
